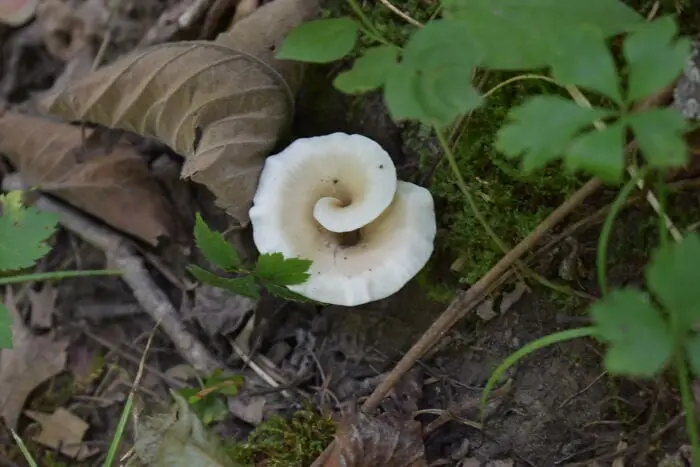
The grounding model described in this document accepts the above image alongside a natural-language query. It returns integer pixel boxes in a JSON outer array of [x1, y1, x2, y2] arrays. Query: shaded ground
[[0, 0, 700, 466]]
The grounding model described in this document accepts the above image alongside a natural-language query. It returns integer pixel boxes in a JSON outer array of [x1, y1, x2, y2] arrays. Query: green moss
[[322, 0, 439, 51], [427, 73, 583, 284], [226, 408, 336, 467]]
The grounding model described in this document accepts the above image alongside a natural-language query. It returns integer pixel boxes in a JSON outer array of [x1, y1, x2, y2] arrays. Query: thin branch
[[2, 174, 223, 374], [377, 0, 423, 27]]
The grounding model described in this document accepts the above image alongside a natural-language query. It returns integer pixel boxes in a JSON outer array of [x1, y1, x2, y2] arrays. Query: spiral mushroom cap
[[249, 132, 436, 307]]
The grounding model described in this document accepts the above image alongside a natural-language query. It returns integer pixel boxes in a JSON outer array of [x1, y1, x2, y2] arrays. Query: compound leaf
[[384, 20, 483, 126], [334, 46, 398, 94], [193, 213, 243, 271], [495, 95, 613, 172], [646, 232, 700, 330], [623, 15, 692, 103], [254, 253, 311, 286], [384, 65, 424, 122], [276, 17, 358, 63], [625, 108, 689, 168], [590, 288, 673, 377], [264, 282, 315, 302], [565, 121, 626, 182], [0, 192, 59, 272], [187, 266, 260, 299], [550, 28, 622, 104], [443, 0, 642, 69]]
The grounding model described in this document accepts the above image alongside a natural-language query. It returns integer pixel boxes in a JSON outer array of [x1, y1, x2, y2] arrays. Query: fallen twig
[[2, 173, 223, 374]]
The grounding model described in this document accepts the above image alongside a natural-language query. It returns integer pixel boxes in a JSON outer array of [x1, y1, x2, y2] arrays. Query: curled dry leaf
[[0, 111, 176, 245], [323, 411, 428, 467], [42, 0, 321, 226]]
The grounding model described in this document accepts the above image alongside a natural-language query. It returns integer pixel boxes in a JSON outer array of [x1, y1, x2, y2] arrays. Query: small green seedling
[[178, 370, 245, 425], [190, 213, 313, 302]]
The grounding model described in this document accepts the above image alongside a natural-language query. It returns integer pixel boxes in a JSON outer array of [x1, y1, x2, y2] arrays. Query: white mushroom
[[249, 132, 436, 307], [0, 0, 37, 26]]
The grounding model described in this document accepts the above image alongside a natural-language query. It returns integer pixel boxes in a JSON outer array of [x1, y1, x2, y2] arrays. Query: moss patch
[[427, 74, 584, 284], [226, 408, 336, 467]]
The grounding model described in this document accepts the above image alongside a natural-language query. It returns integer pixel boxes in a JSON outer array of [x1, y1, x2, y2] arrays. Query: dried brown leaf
[[41, 0, 321, 226], [24, 408, 97, 460], [0, 292, 69, 430], [0, 111, 176, 245], [323, 411, 428, 467]]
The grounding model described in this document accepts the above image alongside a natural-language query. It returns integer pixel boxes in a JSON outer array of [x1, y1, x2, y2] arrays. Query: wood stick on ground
[[2, 173, 223, 374], [310, 176, 604, 467]]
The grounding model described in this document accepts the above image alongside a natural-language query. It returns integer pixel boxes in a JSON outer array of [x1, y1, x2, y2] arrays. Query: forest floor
[[1, 0, 700, 466]]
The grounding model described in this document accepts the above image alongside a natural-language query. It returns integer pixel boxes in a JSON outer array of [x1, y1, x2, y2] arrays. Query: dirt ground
[[1, 0, 700, 466]]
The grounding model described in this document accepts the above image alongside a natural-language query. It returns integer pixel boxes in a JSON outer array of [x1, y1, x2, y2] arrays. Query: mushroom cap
[[249, 132, 436, 307], [0, 0, 37, 26]]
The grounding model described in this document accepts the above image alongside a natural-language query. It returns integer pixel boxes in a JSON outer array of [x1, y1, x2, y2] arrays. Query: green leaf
[[333, 46, 398, 94], [685, 333, 700, 378], [550, 28, 622, 104], [625, 108, 689, 168], [0, 303, 12, 349], [262, 282, 315, 302], [193, 213, 243, 271], [623, 16, 692, 103], [646, 232, 700, 330], [0, 194, 59, 272], [590, 288, 673, 377], [383, 20, 483, 126], [442, 0, 643, 69], [565, 121, 626, 182], [254, 253, 312, 286], [187, 265, 260, 299], [384, 65, 424, 122], [276, 17, 358, 63], [495, 95, 613, 172]]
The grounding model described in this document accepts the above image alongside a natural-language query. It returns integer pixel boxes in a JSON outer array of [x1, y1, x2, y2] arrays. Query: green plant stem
[[346, 0, 399, 48], [481, 326, 597, 412], [596, 168, 648, 296], [0, 269, 123, 285], [674, 351, 700, 465], [656, 170, 669, 248], [435, 127, 585, 299]]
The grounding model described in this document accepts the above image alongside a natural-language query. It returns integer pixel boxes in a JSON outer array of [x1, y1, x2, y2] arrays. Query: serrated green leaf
[[401, 20, 483, 69], [623, 16, 692, 103], [685, 333, 700, 378], [276, 17, 358, 63], [0, 199, 59, 272], [646, 232, 700, 330], [193, 213, 243, 271], [625, 108, 689, 168], [383, 20, 482, 126], [263, 282, 314, 302], [188, 265, 260, 299], [442, 0, 642, 69], [254, 253, 311, 286], [0, 303, 12, 349], [590, 288, 673, 377], [384, 65, 424, 122], [333, 46, 398, 94], [495, 95, 614, 172], [550, 28, 622, 104], [565, 121, 625, 182]]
